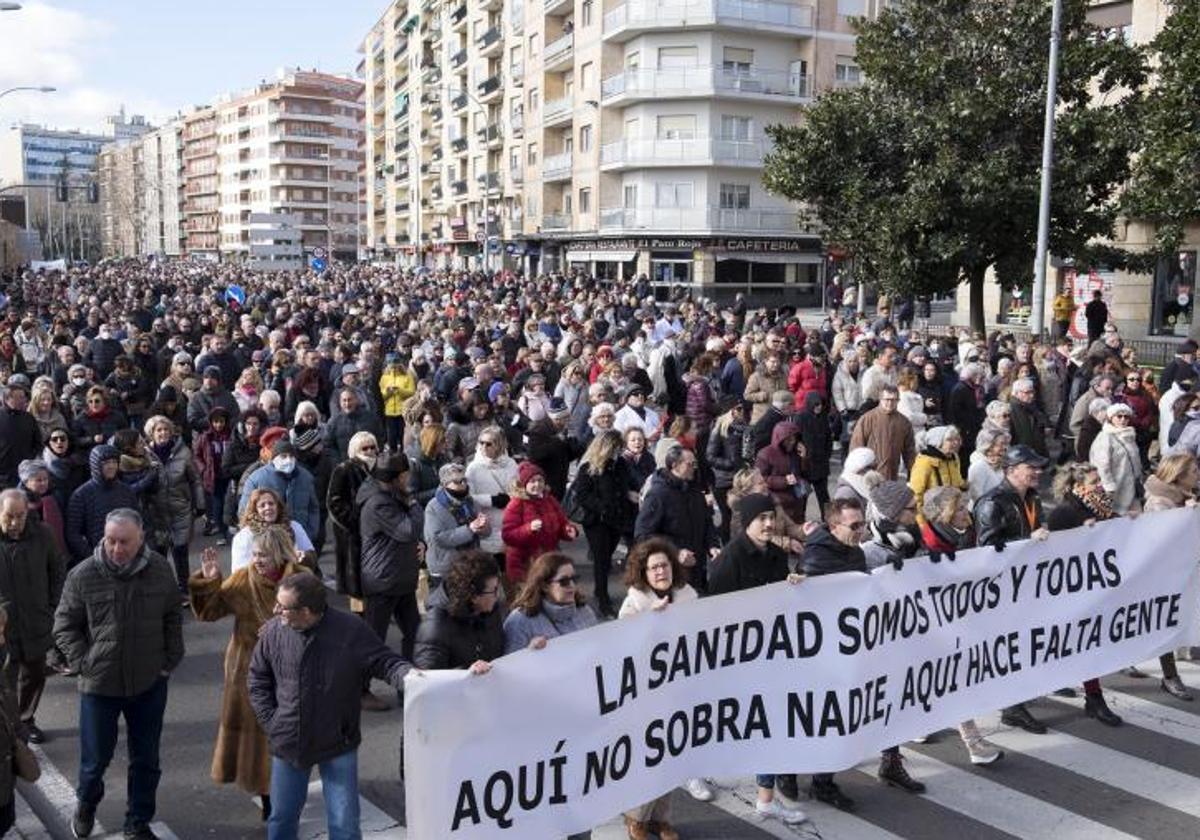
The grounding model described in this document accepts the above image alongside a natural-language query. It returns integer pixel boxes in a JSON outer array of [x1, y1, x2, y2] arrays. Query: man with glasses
[[975, 445, 1052, 734], [249, 573, 412, 840], [849, 385, 916, 480]]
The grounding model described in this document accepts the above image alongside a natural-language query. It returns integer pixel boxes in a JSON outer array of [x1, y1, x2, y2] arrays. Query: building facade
[[97, 119, 185, 259], [360, 0, 874, 302]]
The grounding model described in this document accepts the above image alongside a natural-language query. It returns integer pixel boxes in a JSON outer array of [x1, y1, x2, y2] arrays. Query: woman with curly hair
[[413, 550, 505, 671], [231, 488, 315, 573]]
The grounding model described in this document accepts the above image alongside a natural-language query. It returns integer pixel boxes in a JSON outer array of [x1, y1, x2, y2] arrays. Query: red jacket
[[788, 358, 828, 410], [501, 493, 574, 581], [193, 428, 230, 494]]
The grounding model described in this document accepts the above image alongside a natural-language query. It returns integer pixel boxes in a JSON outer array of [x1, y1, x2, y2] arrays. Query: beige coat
[[849, 407, 916, 480], [744, 369, 789, 424]]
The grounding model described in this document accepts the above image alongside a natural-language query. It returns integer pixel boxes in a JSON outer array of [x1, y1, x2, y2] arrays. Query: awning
[[566, 250, 636, 262], [715, 253, 824, 265]]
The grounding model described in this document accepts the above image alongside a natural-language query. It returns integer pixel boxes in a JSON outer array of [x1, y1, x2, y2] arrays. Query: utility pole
[[1029, 0, 1063, 337]]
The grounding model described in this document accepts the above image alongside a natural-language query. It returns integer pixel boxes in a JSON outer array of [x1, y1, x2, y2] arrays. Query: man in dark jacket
[[186, 367, 241, 433], [193, 334, 241, 392], [83, 324, 124, 382], [1008, 378, 1048, 457], [357, 453, 423, 662], [0, 379, 41, 489], [748, 390, 793, 457], [53, 508, 183, 840], [325, 389, 384, 463], [248, 573, 410, 840], [1084, 291, 1108, 344], [525, 406, 584, 500], [65, 445, 140, 566], [0, 489, 65, 744], [974, 444, 1051, 735], [801, 497, 927, 806], [1159, 339, 1198, 394], [634, 446, 720, 591]]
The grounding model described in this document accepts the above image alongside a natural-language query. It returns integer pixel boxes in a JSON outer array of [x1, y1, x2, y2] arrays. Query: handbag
[[1, 711, 40, 783]]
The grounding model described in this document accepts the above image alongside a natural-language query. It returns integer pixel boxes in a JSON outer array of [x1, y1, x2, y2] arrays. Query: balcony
[[477, 125, 503, 147], [544, 33, 574, 69], [477, 172, 502, 192], [601, 66, 811, 104], [544, 96, 573, 126], [509, 111, 524, 134], [450, 4, 468, 29], [476, 26, 503, 57], [451, 179, 469, 196], [393, 38, 410, 60], [543, 151, 572, 181], [451, 48, 468, 69], [543, 213, 571, 231], [478, 74, 503, 102], [599, 136, 768, 170], [420, 161, 442, 178], [599, 206, 802, 234], [510, 61, 525, 85], [509, 5, 525, 32], [396, 164, 412, 182], [602, 0, 812, 40], [451, 136, 469, 153], [451, 92, 469, 113], [396, 201, 412, 215], [545, 0, 571, 14], [510, 165, 524, 184]]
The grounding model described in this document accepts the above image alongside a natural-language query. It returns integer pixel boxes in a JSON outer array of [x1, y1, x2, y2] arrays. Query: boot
[[1000, 703, 1047, 734], [878, 751, 926, 794], [623, 816, 650, 840], [807, 779, 855, 812], [1161, 676, 1194, 701], [1084, 693, 1123, 726]]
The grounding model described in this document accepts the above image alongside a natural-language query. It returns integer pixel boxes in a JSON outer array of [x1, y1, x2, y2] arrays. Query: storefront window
[[651, 256, 692, 285], [1151, 251, 1196, 336]]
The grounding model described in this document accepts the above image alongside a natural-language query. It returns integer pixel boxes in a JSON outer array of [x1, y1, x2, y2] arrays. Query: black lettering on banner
[[786, 677, 888, 736], [898, 651, 962, 713], [1108, 593, 1182, 643], [584, 735, 633, 794], [596, 658, 638, 716], [1010, 563, 1028, 602], [643, 696, 770, 767], [965, 631, 1022, 685], [451, 779, 481, 831]]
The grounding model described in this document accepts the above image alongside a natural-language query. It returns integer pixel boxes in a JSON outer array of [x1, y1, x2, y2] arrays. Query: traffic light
[[55, 178, 68, 203], [88, 182, 99, 204]]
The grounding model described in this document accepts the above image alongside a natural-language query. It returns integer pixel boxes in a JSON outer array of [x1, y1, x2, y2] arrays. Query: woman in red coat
[[789, 348, 829, 411], [501, 461, 577, 583]]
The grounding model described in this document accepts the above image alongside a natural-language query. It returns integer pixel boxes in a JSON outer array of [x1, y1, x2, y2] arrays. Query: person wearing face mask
[[423, 464, 491, 594], [860, 480, 921, 571], [65, 445, 140, 567], [189, 530, 311, 822], [327, 432, 379, 608], [237, 439, 321, 548]]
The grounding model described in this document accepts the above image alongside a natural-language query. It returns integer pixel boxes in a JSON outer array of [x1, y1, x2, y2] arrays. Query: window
[[657, 114, 696, 140], [625, 51, 640, 71], [527, 142, 538, 165], [719, 183, 751, 209], [722, 47, 753, 75], [657, 46, 698, 68], [528, 34, 539, 56], [580, 61, 594, 89], [837, 0, 866, 15], [563, 193, 572, 214], [579, 187, 591, 213], [564, 75, 574, 97], [623, 184, 638, 207], [654, 182, 693, 207], [721, 115, 752, 140], [579, 124, 593, 152], [529, 88, 540, 111], [582, 0, 593, 26], [835, 57, 862, 85], [510, 149, 520, 169]]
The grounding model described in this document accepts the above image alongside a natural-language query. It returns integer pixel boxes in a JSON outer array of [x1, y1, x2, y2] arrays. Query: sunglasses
[[360, 445, 378, 452], [840, 521, 866, 531], [50, 434, 67, 442], [550, 575, 578, 587]]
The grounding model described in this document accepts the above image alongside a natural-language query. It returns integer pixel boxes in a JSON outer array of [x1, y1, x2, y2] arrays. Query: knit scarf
[[1071, 484, 1115, 521], [435, 486, 476, 524]]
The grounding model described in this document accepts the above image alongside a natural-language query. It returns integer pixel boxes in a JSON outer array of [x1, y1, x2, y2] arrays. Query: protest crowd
[[0, 259, 1195, 840]]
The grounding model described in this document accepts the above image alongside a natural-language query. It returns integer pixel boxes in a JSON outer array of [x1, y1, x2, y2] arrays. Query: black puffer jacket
[[357, 478, 424, 597], [709, 533, 789, 594], [221, 429, 261, 484], [706, 420, 750, 490], [975, 480, 1044, 548], [413, 586, 505, 670], [795, 392, 833, 481], [571, 457, 632, 529], [52, 544, 184, 697], [248, 607, 410, 768], [526, 419, 584, 499], [801, 526, 868, 577], [633, 469, 719, 558], [0, 520, 65, 660]]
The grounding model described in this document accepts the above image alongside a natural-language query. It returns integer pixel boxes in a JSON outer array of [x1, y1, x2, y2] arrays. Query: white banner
[[404, 509, 1200, 839]]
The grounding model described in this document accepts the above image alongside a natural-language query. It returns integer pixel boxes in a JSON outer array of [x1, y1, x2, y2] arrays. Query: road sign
[[311, 257, 328, 272], [475, 231, 486, 243], [312, 246, 328, 259], [224, 285, 246, 307]]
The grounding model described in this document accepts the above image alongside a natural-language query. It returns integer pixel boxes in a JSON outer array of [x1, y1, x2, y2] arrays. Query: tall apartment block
[[361, 0, 869, 301], [98, 120, 185, 258]]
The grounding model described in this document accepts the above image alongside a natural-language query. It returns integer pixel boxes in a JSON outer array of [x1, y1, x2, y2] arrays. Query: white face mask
[[71, 376, 86, 387], [272, 455, 296, 474]]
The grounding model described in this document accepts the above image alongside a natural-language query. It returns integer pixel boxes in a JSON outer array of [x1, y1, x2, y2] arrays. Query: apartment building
[[97, 119, 185, 258], [182, 107, 220, 258], [361, 0, 875, 300]]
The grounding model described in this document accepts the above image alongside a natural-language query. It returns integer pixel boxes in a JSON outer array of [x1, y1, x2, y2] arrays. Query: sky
[[0, 0, 385, 134]]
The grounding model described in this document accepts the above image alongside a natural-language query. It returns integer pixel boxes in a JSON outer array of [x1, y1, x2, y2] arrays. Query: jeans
[[269, 750, 361, 840], [756, 774, 777, 789], [77, 676, 169, 832]]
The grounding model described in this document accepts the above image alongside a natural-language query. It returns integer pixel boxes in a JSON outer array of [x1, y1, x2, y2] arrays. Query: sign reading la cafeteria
[[562, 237, 821, 253]]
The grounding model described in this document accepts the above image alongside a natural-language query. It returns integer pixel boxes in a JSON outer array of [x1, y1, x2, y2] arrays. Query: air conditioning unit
[[734, 78, 764, 92]]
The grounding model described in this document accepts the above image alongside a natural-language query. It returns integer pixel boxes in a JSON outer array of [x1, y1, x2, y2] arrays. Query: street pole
[[1030, 0, 1063, 338]]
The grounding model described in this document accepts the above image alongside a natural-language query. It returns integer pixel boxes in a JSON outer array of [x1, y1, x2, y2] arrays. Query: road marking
[[20, 744, 108, 838], [854, 750, 1141, 840], [1048, 689, 1200, 747], [14, 791, 52, 840], [707, 777, 904, 840], [974, 711, 1200, 818]]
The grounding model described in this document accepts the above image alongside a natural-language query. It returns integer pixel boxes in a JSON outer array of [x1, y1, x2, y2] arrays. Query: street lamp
[[1028, 0, 1063, 337], [0, 3, 24, 11], [0, 85, 56, 101]]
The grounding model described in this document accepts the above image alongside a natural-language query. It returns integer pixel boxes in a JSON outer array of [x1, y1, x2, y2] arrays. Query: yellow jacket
[[1052, 293, 1074, 322], [909, 451, 965, 525], [379, 368, 416, 416]]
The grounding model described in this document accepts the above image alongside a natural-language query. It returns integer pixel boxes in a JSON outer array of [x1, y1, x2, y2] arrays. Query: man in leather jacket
[[974, 445, 1052, 734]]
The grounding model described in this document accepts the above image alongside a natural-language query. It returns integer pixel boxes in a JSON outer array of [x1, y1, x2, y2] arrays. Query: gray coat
[[52, 544, 184, 697], [422, 493, 481, 578], [503, 598, 597, 654], [151, 439, 204, 544]]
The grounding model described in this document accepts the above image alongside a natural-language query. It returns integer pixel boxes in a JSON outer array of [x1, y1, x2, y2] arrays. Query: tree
[[1122, 0, 1200, 258], [763, 0, 1145, 331]]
